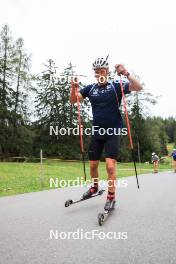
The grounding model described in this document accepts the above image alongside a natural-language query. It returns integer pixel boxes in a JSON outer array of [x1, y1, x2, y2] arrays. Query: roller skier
[[69, 57, 143, 213]]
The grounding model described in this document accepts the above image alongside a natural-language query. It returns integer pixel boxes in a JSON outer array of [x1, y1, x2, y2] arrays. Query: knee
[[90, 161, 99, 172], [106, 164, 115, 176]]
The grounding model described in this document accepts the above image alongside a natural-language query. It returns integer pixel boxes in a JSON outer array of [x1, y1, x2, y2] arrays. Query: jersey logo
[[89, 83, 114, 97], [92, 88, 98, 95], [106, 84, 112, 90]]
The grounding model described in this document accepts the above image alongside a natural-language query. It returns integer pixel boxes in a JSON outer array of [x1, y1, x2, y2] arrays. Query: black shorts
[[88, 134, 120, 161]]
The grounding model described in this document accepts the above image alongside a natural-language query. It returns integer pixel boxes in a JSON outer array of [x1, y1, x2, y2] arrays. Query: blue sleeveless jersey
[[80, 81, 131, 129]]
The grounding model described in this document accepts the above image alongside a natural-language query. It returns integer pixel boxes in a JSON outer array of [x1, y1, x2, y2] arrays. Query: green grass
[[0, 159, 173, 197], [167, 143, 175, 152]]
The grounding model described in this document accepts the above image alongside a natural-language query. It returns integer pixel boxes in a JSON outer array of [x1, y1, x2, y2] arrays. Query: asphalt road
[[0, 172, 176, 264]]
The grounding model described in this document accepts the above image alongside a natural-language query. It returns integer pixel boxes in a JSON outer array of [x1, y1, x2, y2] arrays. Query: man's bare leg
[[105, 158, 117, 194], [82, 160, 99, 199], [154, 162, 158, 173], [89, 160, 99, 188]]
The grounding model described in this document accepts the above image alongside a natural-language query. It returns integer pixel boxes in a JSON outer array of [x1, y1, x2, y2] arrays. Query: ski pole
[[119, 75, 140, 189], [73, 77, 87, 181]]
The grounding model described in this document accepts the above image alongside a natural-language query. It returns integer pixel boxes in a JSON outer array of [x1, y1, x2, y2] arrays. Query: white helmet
[[152, 152, 155, 155], [92, 56, 109, 70]]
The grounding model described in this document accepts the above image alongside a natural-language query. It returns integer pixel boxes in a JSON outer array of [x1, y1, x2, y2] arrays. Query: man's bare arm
[[70, 90, 83, 104], [127, 75, 143, 91], [115, 64, 143, 92], [69, 77, 84, 104]]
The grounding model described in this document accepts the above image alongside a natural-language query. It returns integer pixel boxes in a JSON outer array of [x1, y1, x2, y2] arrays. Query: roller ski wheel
[[65, 199, 73, 207], [98, 200, 116, 226], [98, 213, 104, 226]]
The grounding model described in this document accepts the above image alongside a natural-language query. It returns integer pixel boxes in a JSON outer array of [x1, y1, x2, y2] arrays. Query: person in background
[[170, 148, 176, 173], [151, 152, 160, 173]]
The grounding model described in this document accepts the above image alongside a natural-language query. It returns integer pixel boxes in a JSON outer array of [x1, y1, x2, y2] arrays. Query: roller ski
[[98, 193, 116, 226], [65, 186, 105, 207]]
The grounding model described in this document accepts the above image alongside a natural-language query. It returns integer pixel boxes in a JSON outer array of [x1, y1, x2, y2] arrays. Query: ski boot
[[104, 193, 116, 212], [82, 186, 98, 200]]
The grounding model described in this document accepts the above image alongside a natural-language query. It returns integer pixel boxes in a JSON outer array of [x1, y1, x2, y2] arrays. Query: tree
[[119, 74, 165, 162], [0, 25, 15, 156], [33, 60, 90, 158], [0, 25, 33, 157]]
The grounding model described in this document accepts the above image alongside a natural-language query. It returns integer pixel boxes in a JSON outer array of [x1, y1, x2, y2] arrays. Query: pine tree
[[120, 74, 159, 162], [0, 25, 15, 156], [0, 25, 33, 157], [33, 60, 90, 158]]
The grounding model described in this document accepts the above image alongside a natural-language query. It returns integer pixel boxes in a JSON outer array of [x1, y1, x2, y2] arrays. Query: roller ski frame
[[65, 189, 105, 207], [98, 200, 116, 226]]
